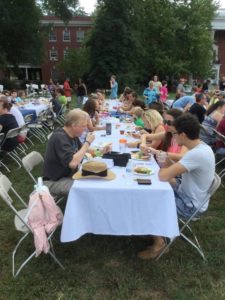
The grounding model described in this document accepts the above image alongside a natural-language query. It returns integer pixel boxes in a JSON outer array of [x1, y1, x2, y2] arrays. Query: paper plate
[[132, 166, 154, 176], [131, 152, 151, 161]]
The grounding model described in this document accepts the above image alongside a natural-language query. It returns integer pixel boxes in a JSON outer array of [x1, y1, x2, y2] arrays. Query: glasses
[[164, 120, 173, 126]]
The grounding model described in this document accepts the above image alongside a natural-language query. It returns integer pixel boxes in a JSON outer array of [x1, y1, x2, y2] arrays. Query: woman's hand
[[147, 147, 160, 156]]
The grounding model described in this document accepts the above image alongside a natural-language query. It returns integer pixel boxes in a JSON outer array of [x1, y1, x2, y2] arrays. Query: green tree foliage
[[39, 0, 78, 22], [0, 0, 43, 67], [87, 0, 145, 89], [59, 48, 90, 82], [87, 0, 217, 88]]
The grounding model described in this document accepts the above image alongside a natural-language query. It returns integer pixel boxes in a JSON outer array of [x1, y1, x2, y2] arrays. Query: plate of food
[[131, 151, 150, 161], [132, 165, 154, 176]]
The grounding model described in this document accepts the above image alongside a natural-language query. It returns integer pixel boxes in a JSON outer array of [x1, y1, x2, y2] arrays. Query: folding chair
[[22, 151, 44, 183], [0, 132, 10, 172], [0, 174, 64, 277], [22, 151, 64, 204], [0, 127, 22, 169], [156, 173, 221, 261]]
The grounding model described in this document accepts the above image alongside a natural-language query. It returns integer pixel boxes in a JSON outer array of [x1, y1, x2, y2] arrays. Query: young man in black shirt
[[189, 93, 207, 124]]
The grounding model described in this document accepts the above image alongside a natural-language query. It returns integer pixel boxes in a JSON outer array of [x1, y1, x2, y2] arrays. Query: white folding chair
[[0, 132, 10, 172], [156, 173, 221, 261], [22, 151, 44, 183], [0, 174, 64, 277], [22, 151, 64, 204], [0, 127, 22, 168]]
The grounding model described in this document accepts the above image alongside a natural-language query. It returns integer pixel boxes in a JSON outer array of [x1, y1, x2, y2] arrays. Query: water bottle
[[126, 159, 133, 173], [106, 123, 112, 135]]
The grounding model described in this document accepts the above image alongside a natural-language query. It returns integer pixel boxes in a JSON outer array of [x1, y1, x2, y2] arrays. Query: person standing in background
[[219, 76, 225, 91], [159, 80, 168, 103], [176, 78, 186, 99], [63, 77, 72, 109], [153, 75, 162, 101], [110, 75, 118, 99], [77, 78, 87, 107]]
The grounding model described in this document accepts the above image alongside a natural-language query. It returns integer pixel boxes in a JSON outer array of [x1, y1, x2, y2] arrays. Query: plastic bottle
[[126, 159, 133, 173]]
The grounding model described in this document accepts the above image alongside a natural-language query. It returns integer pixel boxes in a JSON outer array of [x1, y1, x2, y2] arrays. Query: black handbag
[[102, 151, 131, 167]]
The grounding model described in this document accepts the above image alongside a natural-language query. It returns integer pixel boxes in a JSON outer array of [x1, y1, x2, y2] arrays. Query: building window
[[49, 30, 57, 41], [64, 47, 69, 58], [49, 47, 58, 61], [76, 30, 84, 43], [63, 28, 71, 42]]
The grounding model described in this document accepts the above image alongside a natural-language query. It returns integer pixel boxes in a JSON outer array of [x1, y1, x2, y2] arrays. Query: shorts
[[173, 177, 200, 219]]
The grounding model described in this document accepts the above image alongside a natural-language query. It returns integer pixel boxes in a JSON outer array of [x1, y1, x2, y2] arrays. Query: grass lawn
[[0, 96, 225, 299]]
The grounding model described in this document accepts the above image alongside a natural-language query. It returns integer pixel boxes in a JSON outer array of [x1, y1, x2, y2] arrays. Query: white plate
[[132, 167, 154, 176], [131, 155, 151, 161]]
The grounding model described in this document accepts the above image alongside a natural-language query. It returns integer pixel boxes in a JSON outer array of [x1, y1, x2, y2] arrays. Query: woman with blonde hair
[[127, 109, 165, 149]]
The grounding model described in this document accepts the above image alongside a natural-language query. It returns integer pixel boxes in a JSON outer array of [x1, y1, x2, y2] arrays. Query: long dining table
[[60, 115, 179, 243], [19, 101, 49, 122]]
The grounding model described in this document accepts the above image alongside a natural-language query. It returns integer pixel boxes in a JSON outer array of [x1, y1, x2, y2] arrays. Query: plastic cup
[[119, 138, 127, 153], [157, 151, 168, 167]]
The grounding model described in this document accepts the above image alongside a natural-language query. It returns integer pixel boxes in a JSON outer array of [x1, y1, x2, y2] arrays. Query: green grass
[[0, 97, 225, 299]]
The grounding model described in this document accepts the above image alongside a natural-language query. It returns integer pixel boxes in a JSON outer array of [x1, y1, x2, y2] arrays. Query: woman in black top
[[0, 96, 19, 151]]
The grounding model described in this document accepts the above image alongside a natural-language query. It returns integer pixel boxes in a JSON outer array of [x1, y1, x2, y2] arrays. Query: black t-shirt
[[77, 85, 86, 96], [219, 81, 225, 91], [0, 114, 19, 151], [43, 128, 82, 181], [189, 103, 206, 124]]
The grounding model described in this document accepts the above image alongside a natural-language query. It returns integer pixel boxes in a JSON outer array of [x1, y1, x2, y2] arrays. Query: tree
[[58, 48, 91, 82], [87, 0, 145, 89], [87, 0, 217, 88], [0, 0, 43, 67], [38, 0, 79, 22]]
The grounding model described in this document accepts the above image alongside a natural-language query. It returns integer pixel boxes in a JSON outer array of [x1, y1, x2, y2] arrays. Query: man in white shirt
[[10, 104, 25, 127], [138, 113, 215, 260]]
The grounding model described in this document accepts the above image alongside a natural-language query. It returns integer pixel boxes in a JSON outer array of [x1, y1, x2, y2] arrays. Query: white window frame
[[63, 28, 71, 42], [76, 30, 84, 43], [49, 30, 57, 41], [49, 47, 58, 61], [64, 47, 69, 58]]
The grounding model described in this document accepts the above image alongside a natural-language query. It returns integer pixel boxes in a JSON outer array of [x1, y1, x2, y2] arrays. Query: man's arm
[[158, 162, 187, 181], [68, 133, 95, 169]]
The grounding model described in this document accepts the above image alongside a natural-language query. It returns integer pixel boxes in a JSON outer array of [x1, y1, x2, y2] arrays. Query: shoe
[[137, 244, 169, 260]]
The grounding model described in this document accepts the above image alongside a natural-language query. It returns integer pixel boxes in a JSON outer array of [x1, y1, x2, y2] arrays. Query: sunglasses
[[164, 119, 173, 126]]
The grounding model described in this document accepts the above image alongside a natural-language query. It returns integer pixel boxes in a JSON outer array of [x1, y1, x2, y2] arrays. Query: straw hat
[[73, 161, 116, 180]]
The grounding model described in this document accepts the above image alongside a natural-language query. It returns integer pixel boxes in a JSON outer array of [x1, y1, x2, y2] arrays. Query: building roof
[[40, 15, 93, 27], [212, 9, 225, 30]]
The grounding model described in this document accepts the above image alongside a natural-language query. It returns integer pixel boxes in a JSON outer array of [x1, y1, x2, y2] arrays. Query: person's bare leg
[[138, 236, 167, 260]]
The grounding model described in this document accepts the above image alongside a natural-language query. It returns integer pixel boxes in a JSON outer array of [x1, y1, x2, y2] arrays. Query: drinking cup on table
[[119, 138, 127, 153], [120, 129, 125, 135]]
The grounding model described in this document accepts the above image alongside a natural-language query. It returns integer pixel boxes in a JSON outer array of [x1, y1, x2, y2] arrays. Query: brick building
[[1, 15, 92, 86], [40, 15, 92, 84], [2, 11, 225, 86]]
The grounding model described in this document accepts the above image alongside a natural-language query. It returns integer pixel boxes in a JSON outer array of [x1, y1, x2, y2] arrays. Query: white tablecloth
[[61, 120, 179, 242], [20, 103, 49, 116]]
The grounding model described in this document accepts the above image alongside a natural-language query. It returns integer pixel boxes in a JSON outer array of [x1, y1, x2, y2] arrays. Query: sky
[[79, 0, 97, 14], [79, 0, 225, 14]]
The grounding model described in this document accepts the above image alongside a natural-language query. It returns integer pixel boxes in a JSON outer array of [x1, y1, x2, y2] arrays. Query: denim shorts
[[173, 177, 200, 219]]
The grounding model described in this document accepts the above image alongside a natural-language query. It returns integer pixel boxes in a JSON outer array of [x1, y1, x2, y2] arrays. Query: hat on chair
[[73, 161, 116, 180]]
